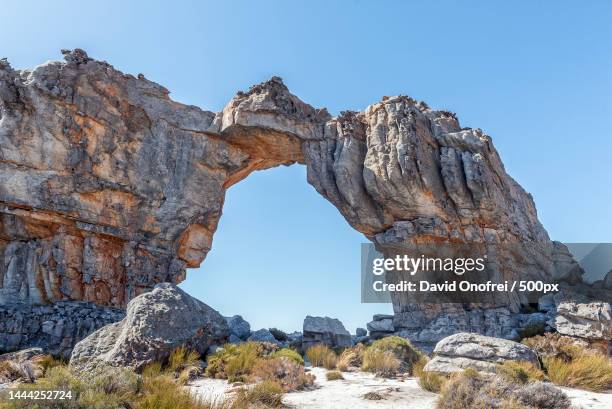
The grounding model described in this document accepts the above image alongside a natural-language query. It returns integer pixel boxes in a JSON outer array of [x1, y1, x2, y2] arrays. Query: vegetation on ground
[[205, 342, 271, 383], [435, 368, 572, 409], [250, 356, 314, 391], [361, 336, 423, 377], [0, 344, 296, 409], [522, 333, 612, 392], [325, 370, 344, 380], [336, 344, 365, 371], [270, 348, 304, 366], [305, 344, 337, 369], [496, 360, 546, 385]]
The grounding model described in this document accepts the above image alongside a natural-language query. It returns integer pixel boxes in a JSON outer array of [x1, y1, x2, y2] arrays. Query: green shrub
[[270, 348, 304, 366], [206, 342, 265, 382], [305, 344, 336, 369], [326, 370, 344, 381], [497, 361, 546, 385], [368, 336, 422, 374]]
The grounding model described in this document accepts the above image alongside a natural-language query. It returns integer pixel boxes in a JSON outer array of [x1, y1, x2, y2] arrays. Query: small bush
[[367, 336, 422, 374], [232, 380, 283, 408], [337, 344, 365, 371], [418, 371, 446, 393], [512, 382, 572, 409], [522, 333, 589, 359], [0, 360, 25, 383], [206, 342, 265, 382], [138, 373, 224, 409], [33, 355, 65, 374], [268, 328, 288, 342], [497, 361, 546, 385], [326, 370, 344, 381], [436, 369, 572, 409], [168, 346, 200, 373], [363, 391, 384, 400], [270, 348, 304, 366], [250, 357, 314, 392], [361, 349, 400, 377], [305, 344, 336, 369], [544, 352, 612, 392], [437, 369, 486, 409]]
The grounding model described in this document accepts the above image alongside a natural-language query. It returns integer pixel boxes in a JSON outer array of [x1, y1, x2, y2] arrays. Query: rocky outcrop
[[0, 302, 124, 358], [225, 315, 251, 343], [554, 301, 611, 340], [247, 329, 278, 344], [424, 333, 539, 374], [366, 314, 395, 339], [70, 283, 229, 371], [302, 316, 352, 349], [0, 49, 594, 350]]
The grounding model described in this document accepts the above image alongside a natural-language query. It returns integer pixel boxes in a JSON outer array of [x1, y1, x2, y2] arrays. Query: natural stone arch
[[0, 50, 575, 346]]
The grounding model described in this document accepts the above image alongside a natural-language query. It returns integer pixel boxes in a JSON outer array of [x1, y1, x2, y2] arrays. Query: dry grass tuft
[[497, 360, 546, 385], [231, 380, 284, 408], [336, 344, 365, 371], [305, 344, 337, 369], [326, 370, 344, 381], [361, 349, 400, 377], [544, 352, 612, 392], [250, 357, 314, 392]]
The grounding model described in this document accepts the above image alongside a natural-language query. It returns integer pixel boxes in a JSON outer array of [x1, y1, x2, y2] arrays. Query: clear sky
[[2, 1, 611, 332]]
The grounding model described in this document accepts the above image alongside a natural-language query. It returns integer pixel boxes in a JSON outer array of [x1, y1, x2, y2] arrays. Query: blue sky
[[2, 1, 611, 332]]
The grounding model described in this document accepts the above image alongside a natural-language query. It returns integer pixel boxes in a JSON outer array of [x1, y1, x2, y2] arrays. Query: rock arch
[[0, 50, 573, 346]]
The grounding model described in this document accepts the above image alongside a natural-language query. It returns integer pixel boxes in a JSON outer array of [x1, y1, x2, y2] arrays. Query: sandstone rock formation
[[302, 316, 352, 349], [0, 49, 605, 351], [424, 332, 539, 374], [70, 283, 229, 371]]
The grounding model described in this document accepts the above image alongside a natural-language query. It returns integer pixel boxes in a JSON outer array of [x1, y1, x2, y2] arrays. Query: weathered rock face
[[0, 301, 124, 358], [424, 332, 539, 374], [225, 315, 251, 343], [0, 49, 599, 349], [69, 283, 229, 371], [302, 316, 352, 349]]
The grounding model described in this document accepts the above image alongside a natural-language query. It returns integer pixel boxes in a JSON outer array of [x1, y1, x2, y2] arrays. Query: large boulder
[[70, 283, 229, 371], [302, 316, 352, 349], [247, 329, 278, 344], [367, 317, 394, 333], [424, 332, 539, 374], [554, 301, 612, 340], [225, 315, 251, 341]]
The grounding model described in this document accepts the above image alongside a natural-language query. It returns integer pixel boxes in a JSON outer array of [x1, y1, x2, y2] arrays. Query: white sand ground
[[188, 367, 612, 409]]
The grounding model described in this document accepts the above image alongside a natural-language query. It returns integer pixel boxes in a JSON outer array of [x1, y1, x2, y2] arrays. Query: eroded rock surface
[[0, 301, 124, 357], [1, 49, 605, 351], [303, 316, 352, 349], [424, 332, 539, 374], [70, 283, 229, 371]]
